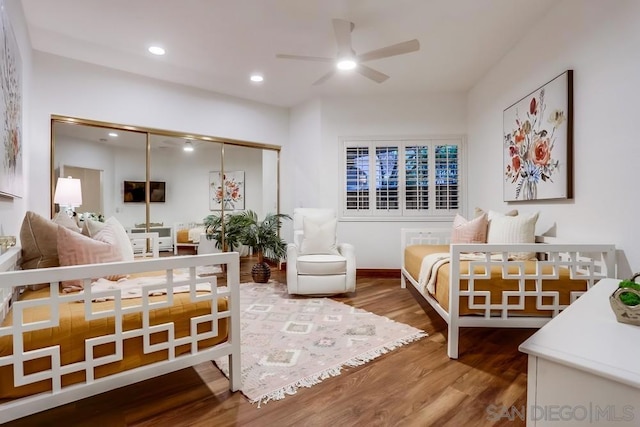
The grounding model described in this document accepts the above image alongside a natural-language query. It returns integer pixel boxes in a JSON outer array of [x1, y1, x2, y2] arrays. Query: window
[[343, 137, 464, 219]]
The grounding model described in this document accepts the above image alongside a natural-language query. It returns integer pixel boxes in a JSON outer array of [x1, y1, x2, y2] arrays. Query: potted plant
[[203, 212, 249, 252], [236, 210, 291, 283]]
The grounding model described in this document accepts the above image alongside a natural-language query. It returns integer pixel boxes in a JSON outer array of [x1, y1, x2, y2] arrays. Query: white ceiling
[[21, 0, 559, 108]]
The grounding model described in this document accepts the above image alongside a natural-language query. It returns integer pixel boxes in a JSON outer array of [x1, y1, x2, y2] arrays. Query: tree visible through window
[[344, 138, 463, 218]]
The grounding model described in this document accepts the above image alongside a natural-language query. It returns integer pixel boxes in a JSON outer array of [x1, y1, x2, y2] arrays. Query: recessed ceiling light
[[336, 59, 357, 70], [250, 74, 264, 82], [108, 132, 118, 137], [148, 46, 165, 56], [183, 141, 194, 152]]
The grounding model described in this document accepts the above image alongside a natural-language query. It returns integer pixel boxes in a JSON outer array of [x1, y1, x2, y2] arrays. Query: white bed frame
[[400, 228, 617, 359], [129, 231, 160, 258], [0, 247, 240, 423], [173, 222, 205, 255]]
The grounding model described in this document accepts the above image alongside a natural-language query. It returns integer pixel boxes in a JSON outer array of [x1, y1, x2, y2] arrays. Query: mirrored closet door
[[51, 116, 280, 254]]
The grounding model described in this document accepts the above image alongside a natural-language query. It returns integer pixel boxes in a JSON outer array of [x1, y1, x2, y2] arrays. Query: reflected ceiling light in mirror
[[250, 74, 264, 82], [108, 132, 118, 137], [183, 141, 194, 152], [148, 46, 165, 56]]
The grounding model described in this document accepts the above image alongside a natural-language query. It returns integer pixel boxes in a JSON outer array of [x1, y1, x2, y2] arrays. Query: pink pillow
[[57, 226, 125, 291], [451, 213, 488, 244]]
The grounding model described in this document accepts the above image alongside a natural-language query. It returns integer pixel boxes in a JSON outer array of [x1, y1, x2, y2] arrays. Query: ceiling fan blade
[[332, 18, 355, 57], [357, 65, 389, 83], [357, 39, 420, 62], [276, 54, 334, 63], [312, 70, 336, 86]]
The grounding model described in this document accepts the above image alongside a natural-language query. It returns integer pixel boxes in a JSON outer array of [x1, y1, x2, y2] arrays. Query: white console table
[[519, 278, 640, 426]]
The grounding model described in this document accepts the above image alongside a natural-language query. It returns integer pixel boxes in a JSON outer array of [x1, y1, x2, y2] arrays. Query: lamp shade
[[54, 176, 83, 208]]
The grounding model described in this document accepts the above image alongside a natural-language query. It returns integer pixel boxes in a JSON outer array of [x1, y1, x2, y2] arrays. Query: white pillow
[[474, 207, 518, 219], [487, 209, 519, 221], [81, 218, 106, 237], [300, 217, 339, 255], [104, 217, 135, 262], [53, 212, 81, 233], [487, 212, 539, 260]]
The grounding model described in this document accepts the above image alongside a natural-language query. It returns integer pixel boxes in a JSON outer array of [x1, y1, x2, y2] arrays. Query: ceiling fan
[[276, 19, 420, 85]]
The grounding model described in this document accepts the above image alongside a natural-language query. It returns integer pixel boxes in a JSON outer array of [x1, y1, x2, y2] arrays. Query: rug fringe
[[252, 331, 427, 408]]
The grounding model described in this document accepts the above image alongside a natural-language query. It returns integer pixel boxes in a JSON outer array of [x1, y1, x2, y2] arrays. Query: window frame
[[341, 135, 466, 221]]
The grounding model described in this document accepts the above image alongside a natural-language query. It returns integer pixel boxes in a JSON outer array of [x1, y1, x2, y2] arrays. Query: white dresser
[[129, 226, 173, 252], [519, 278, 640, 426]]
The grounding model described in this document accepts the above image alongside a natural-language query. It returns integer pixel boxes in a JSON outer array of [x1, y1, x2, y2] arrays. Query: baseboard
[[356, 269, 401, 278]]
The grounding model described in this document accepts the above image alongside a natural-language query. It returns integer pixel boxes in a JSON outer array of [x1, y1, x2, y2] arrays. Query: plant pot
[[610, 273, 640, 326], [252, 262, 271, 283]]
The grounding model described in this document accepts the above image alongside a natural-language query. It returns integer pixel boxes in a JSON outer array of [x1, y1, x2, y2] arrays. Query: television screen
[[123, 181, 165, 203]]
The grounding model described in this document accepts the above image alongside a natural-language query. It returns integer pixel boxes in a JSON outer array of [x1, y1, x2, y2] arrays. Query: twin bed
[[0, 247, 240, 423], [401, 228, 616, 358], [173, 222, 206, 254]]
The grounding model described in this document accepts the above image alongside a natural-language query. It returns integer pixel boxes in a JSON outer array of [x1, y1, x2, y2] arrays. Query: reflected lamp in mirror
[[54, 176, 83, 215]]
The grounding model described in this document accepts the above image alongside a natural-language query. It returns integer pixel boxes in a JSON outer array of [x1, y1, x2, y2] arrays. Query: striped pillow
[[451, 213, 488, 244], [57, 225, 125, 291], [487, 212, 539, 260]]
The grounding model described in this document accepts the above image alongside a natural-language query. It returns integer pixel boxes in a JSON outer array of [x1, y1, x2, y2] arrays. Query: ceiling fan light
[[183, 141, 194, 152], [336, 58, 357, 70], [148, 46, 165, 56]]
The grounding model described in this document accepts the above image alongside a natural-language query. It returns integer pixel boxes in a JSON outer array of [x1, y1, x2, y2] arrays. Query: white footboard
[[401, 228, 616, 359], [0, 250, 241, 423]]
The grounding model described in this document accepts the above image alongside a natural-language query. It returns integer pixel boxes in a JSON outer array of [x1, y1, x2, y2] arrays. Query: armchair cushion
[[297, 254, 346, 275], [299, 217, 339, 255]]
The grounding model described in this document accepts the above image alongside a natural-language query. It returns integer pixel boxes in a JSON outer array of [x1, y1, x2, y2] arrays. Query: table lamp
[[54, 176, 83, 215]]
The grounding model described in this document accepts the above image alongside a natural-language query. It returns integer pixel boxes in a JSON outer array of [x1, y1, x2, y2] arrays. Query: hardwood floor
[[6, 257, 535, 427]]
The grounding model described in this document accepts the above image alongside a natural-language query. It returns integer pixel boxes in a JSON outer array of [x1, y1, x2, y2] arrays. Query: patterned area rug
[[214, 281, 427, 406]]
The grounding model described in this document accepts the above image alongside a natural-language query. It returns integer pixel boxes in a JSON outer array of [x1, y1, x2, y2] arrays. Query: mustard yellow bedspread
[[0, 285, 228, 399]]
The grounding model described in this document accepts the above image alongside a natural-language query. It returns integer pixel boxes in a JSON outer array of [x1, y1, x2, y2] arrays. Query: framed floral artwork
[[503, 70, 573, 201], [209, 171, 245, 210], [0, 0, 23, 198]]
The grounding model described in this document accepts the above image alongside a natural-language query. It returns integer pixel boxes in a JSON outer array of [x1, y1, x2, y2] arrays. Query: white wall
[[29, 52, 289, 224], [288, 93, 467, 268], [0, 0, 31, 238], [467, 0, 640, 278]]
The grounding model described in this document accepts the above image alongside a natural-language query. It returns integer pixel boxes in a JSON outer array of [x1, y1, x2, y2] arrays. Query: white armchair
[[286, 208, 356, 295]]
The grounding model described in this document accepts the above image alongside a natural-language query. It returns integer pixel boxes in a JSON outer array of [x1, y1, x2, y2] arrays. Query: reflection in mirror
[[224, 144, 278, 219], [149, 135, 222, 254], [51, 117, 280, 258], [52, 121, 146, 222]]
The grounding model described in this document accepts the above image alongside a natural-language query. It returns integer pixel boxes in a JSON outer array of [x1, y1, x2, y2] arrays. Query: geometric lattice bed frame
[[0, 248, 240, 423], [400, 228, 616, 359]]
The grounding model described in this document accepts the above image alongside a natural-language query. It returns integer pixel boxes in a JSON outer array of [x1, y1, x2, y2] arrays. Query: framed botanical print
[[0, 0, 23, 198], [209, 171, 245, 210], [503, 70, 573, 201]]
